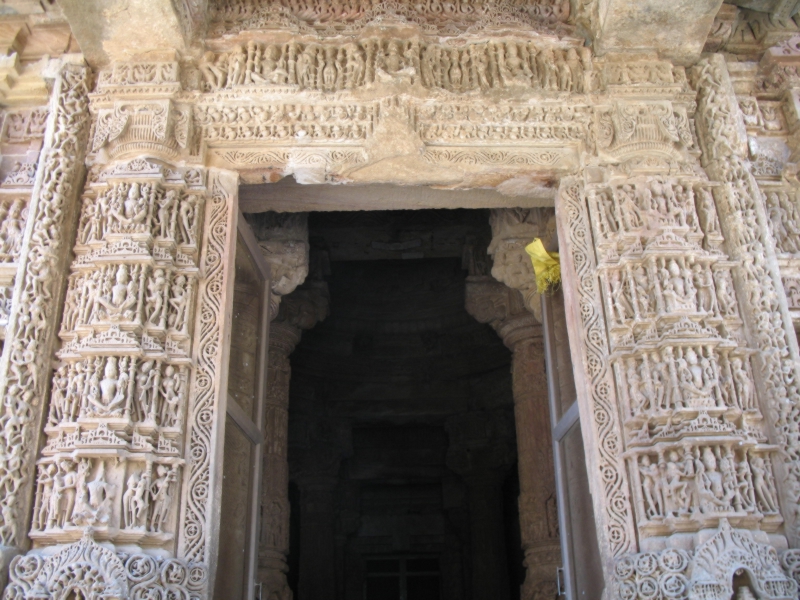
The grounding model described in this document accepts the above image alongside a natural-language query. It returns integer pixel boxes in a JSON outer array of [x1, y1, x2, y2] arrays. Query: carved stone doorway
[[213, 184, 603, 600]]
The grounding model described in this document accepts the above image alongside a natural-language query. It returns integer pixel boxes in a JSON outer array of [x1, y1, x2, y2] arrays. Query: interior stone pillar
[[256, 226, 328, 599], [465, 276, 560, 600], [446, 409, 514, 600], [259, 320, 301, 600]]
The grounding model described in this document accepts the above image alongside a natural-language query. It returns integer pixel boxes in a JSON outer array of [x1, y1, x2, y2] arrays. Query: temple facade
[[0, 0, 800, 598]]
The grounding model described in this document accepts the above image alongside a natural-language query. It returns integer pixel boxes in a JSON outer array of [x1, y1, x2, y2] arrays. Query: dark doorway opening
[[281, 209, 522, 600]]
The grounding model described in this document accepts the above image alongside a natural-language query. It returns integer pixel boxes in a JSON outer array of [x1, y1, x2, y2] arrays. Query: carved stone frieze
[[208, 0, 572, 38], [29, 158, 207, 553], [197, 37, 594, 95]]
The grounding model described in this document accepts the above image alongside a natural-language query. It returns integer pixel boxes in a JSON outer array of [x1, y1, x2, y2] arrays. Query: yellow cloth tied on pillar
[[525, 238, 560, 294]]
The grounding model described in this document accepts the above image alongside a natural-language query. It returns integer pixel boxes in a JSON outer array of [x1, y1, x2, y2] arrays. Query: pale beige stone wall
[[0, 1, 798, 599]]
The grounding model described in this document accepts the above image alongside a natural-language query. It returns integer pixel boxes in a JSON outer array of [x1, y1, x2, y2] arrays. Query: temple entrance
[[215, 185, 603, 600]]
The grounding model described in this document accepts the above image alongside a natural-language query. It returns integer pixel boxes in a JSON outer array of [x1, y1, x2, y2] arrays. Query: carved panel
[[197, 38, 593, 95], [28, 160, 207, 553]]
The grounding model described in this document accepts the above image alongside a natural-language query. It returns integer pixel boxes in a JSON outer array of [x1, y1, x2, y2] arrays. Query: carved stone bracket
[[251, 213, 310, 316], [487, 208, 554, 320]]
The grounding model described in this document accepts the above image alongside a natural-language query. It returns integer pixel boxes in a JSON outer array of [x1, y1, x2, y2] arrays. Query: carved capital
[[487, 208, 553, 320], [253, 213, 310, 299], [92, 99, 195, 161], [275, 280, 329, 331], [465, 275, 539, 349]]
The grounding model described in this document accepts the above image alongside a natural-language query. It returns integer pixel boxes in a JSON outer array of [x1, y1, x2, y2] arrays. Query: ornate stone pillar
[[465, 276, 560, 600], [0, 60, 91, 582], [692, 52, 800, 578], [258, 287, 328, 599], [2, 57, 244, 598], [446, 408, 515, 600], [555, 54, 800, 594], [259, 320, 301, 600]]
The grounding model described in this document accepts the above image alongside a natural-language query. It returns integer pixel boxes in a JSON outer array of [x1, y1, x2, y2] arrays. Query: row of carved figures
[[62, 265, 194, 335], [200, 39, 592, 93], [635, 445, 779, 522], [48, 357, 188, 425], [31, 458, 178, 534], [618, 345, 755, 417], [604, 259, 738, 324], [78, 182, 202, 247], [212, 0, 568, 22], [590, 180, 720, 241]]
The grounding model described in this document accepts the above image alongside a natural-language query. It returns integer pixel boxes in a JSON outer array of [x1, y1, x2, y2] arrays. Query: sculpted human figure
[[150, 465, 177, 532], [47, 463, 65, 529], [731, 357, 754, 410], [609, 270, 632, 322], [157, 190, 177, 239], [616, 184, 643, 230], [714, 270, 737, 316], [699, 448, 733, 511], [200, 50, 226, 90], [227, 45, 247, 87], [750, 455, 778, 513], [168, 275, 190, 333], [146, 268, 168, 328], [58, 459, 78, 528], [639, 455, 663, 518], [663, 451, 689, 516], [86, 461, 116, 525], [136, 359, 158, 422], [625, 358, 647, 413], [90, 357, 128, 416], [179, 194, 199, 245], [36, 463, 56, 530], [0, 200, 24, 261], [67, 362, 86, 421], [650, 351, 669, 412], [48, 365, 69, 425], [159, 365, 184, 427], [123, 471, 139, 528], [97, 265, 137, 320], [693, 264, 717, 314]]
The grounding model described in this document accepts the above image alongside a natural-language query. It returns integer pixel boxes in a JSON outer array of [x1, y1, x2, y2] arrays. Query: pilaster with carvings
[[0, 61, 91, 584], [555, 48, 800, 597], [693, 50, 800, 583]]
